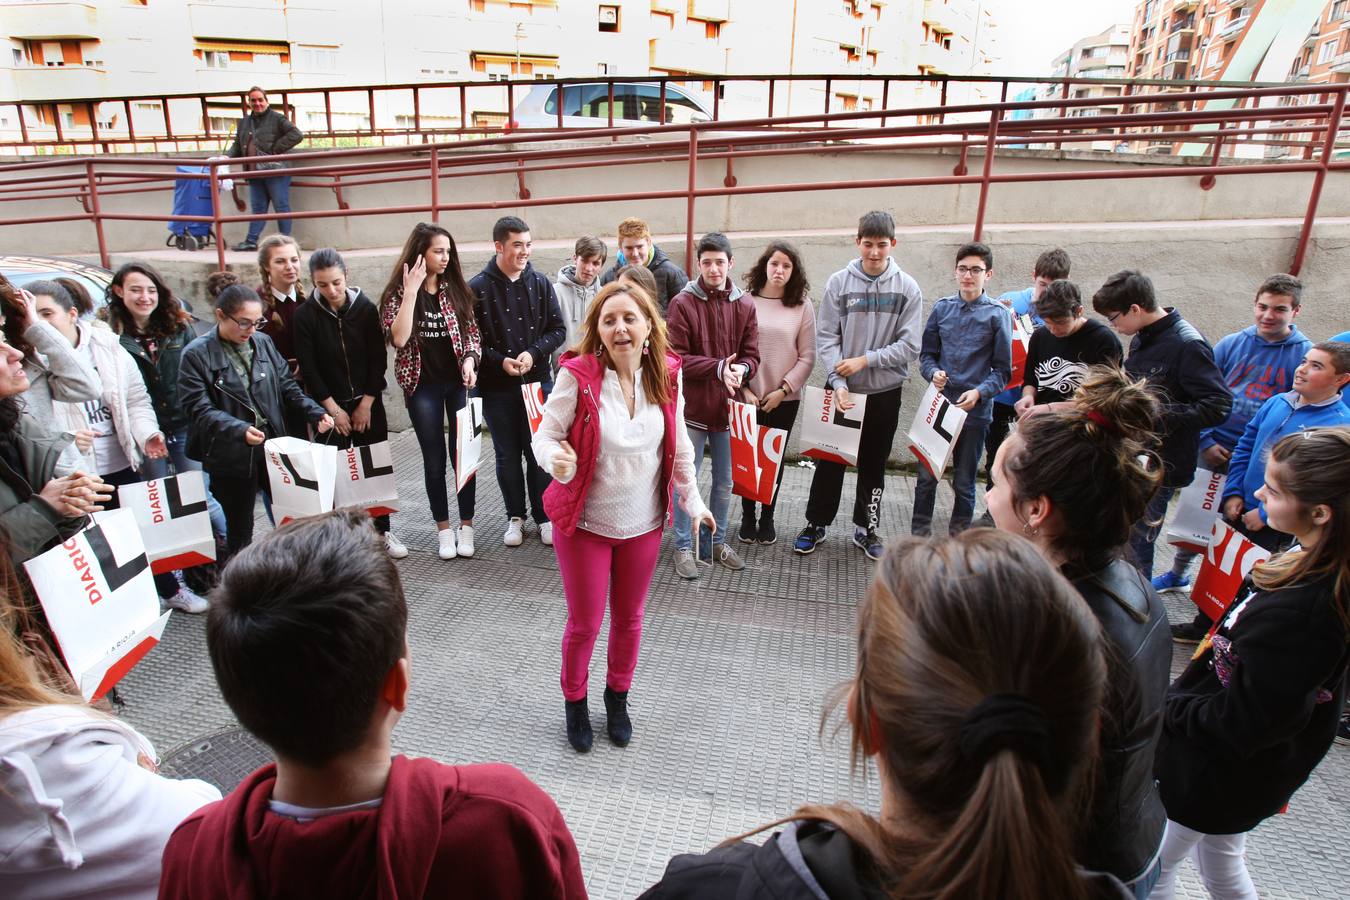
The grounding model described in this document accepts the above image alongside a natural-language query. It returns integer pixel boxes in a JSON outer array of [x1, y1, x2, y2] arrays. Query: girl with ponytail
[[987, 364, 1172, 896], [641, 529, 1130, 900], [1149, 426, 1350, 899]]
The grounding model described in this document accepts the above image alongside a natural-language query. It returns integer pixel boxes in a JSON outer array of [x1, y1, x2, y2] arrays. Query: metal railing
[[0, 80, 1345, 278], [0, 71, 1319, 155]]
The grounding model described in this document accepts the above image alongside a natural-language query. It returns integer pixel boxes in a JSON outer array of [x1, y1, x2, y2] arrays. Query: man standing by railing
[[228, 86, 304, 252]]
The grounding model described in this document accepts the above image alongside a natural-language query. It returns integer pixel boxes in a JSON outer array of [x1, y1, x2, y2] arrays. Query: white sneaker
[[456, 524, 475, 558], [384, 532, 409, 559], [437, 528, 457, 560], [503, 517, 524, 547], [163, 587, 209, 614], [540, 522, 553, 546]]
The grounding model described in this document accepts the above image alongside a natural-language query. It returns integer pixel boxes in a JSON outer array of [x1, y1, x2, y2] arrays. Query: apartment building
[[1033, 23, 1131, 151], [0, 0, 1002, 146]]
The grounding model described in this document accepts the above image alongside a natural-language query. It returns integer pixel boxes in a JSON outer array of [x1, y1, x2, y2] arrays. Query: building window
[[704, 20, 721, 39], [598, 4, 619, 31], [841, 44, 860, 64], [1334, 0, 1349, 20], [297, 45, 339, 72], [652, 10, 674, 29], [1318, 39, 1337, 64]]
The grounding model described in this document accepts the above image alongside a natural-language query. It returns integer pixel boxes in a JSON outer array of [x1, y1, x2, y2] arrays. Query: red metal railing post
[[1200, 123, 1224, 189], [881, 79, 889, 127], [685, 127, 699, 274], [209, 162, 226, 271], [1054, 81, 1069, 150], [87, 102, 100, 146], [516, 156, 531, 200], [939, 79, 947, 124], [430, 147, 440, 222], [16, 104, 29, 145], [84, 160, 109, 268], [1290, 88, 1346, 276], [972, 108, 1002, 242], [459, 85, 467, 133], [659, 81, 667, 126], [160, 96, 173, 141], [413, 86, 421, 135], [506, 82, 515, 131], [713, 79, 720, 120], [367, 88, 376, 139], [767, 79, 775, 118], [201, 97, 212, 141], [324, 90, 333, 136]]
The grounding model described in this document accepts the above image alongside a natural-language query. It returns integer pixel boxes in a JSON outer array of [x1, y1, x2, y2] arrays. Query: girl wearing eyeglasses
[[179, 284, 333, 560]]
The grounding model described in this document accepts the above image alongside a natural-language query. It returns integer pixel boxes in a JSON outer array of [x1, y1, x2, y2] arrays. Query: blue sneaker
[[853, 527, 884, 561], [793, 524, 826, 555], [1152, 571, 1192, 594]]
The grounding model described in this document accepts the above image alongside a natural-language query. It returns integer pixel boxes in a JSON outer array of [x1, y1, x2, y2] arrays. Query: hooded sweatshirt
[[666, 276, 760, 431], [469, 258, 566, 395], [816, 258, 923, 396], [1223, 389, 1350, 523], [552, 264, 599, 371], [0, 705, 219, 900], [158, 756, 588, 900], [598, 244, 688, 313], [1199, 325, 1312, 453]]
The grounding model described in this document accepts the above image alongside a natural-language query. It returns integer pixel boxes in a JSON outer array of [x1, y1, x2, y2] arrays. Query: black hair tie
[[958, 694, 1052, 773]]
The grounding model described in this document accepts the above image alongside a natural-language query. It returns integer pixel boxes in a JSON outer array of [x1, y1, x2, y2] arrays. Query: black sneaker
[[793, 524, 826, 555], [1335, 712, 1350, 747], [738, 517, 757, 544], [1170, 622, 1208, 645], [231, 239, 258, 252], [853, 526, 884, 561], [757, 517, 778, 545]]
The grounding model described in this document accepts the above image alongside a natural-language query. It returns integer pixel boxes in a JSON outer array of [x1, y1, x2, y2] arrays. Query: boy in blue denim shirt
[[911, 242, 1012, 535]]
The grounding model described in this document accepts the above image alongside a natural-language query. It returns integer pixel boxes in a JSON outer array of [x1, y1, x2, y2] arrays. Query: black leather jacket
[[1068, 558, 1172, 884], [178, 328, 325, 478]]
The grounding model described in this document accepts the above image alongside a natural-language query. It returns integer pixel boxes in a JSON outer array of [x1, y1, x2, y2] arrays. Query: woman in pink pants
[[533, 281, 713, 753]]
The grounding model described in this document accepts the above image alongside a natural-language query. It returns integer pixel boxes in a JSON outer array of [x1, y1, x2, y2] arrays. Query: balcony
[[11, 65, 107, 99], [1169, 15, 1196, 33], [922, 0, 971, 35], [1, 2, 98, 39], [649, 36, 725, 75], [1078, 53, 1129, 71], [188, 2, 287, 43], [917, 41, 955, 74], [1216, 15, 1250, 41], [687, 0, 729, 23]]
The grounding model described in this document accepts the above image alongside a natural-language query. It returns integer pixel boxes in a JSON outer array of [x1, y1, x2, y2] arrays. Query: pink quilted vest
[[543, 350, 682, 537]]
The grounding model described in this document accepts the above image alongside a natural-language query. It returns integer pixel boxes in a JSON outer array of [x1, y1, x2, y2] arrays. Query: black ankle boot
[[565, 698, 593, 753], [603, 687, 632, 747]]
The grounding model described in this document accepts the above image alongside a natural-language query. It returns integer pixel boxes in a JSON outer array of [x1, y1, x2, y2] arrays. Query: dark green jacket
[[226, 107, 304, 164], [119, 326, 193, 434], [0, 417, 86, 566]]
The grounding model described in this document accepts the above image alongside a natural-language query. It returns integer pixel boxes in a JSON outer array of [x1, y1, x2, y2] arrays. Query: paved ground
[[117, 429, 1349, 898]]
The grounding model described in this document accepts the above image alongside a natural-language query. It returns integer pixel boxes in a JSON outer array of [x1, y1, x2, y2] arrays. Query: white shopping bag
[[455, 397, 484, 492], [1166, 467, 1227, 554], [522, 382, 547, 436], [907, 381, 968, 478], [24, 509, 169, 701], [334, 441, 400, 517], [264, 436, 339, 525], [800, 386, 868, 466], [116, 471, 216, 574]]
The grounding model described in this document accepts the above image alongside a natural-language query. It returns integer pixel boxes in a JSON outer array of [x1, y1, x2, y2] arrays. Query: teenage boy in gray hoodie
[[552, 236, 606, 373], [793, 211, 924, 561]]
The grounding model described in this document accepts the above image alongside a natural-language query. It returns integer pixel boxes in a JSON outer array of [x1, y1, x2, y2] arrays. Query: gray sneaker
[[714, 543, 745, 571], [673, 548, 700, 580]]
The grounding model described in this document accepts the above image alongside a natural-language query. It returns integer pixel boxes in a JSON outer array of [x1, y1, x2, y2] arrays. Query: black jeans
[[983, 400, 1017, 484], [481, 384, 552, 524], [407, 380, 475, 525], [209, 455, 272, 560], [804, 385, 903, 531], [103, 467, 181, 600], [741, 399, 800, 522]]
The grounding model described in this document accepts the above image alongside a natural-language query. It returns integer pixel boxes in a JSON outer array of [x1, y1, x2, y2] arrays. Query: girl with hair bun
[[642, 529, 1129, 900], [987, 364, 1171, 896], [1149, 426, 1350, 900]]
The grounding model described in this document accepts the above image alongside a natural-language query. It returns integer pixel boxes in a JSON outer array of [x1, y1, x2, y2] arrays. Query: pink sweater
[[747, 293, 816, 401]]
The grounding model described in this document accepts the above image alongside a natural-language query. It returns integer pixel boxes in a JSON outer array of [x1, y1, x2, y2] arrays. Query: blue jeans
[[480, 384, 552, 524], [1129, 485, 1175, 578], [673, 427, 731, 553], [912, 420, 990, 536], [138, 427, 228, 538], [407, 380, 476, 525], [246, 174, 292, 242]]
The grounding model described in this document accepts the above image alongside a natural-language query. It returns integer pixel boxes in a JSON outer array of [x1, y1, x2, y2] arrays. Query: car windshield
[[542, 84, 706, 124]]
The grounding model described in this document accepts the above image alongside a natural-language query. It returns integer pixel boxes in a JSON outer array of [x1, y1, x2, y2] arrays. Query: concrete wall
[[115, 216, 1350, 464], [2, 143, 1346, 258]]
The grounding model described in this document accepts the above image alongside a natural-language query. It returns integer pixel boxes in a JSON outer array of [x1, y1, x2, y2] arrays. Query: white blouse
[[533, 366, 709, 539]]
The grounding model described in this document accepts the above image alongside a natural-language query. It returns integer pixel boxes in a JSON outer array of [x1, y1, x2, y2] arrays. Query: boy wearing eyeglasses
[[911, 242, 1012, 537]]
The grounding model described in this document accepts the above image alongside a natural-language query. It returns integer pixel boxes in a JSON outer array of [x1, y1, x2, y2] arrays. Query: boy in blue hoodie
[[793, 211, 923, 561], [911, 242, 1012, 537], [1156, 275, 1312, 640], [1220, 341, 1350, 547]]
